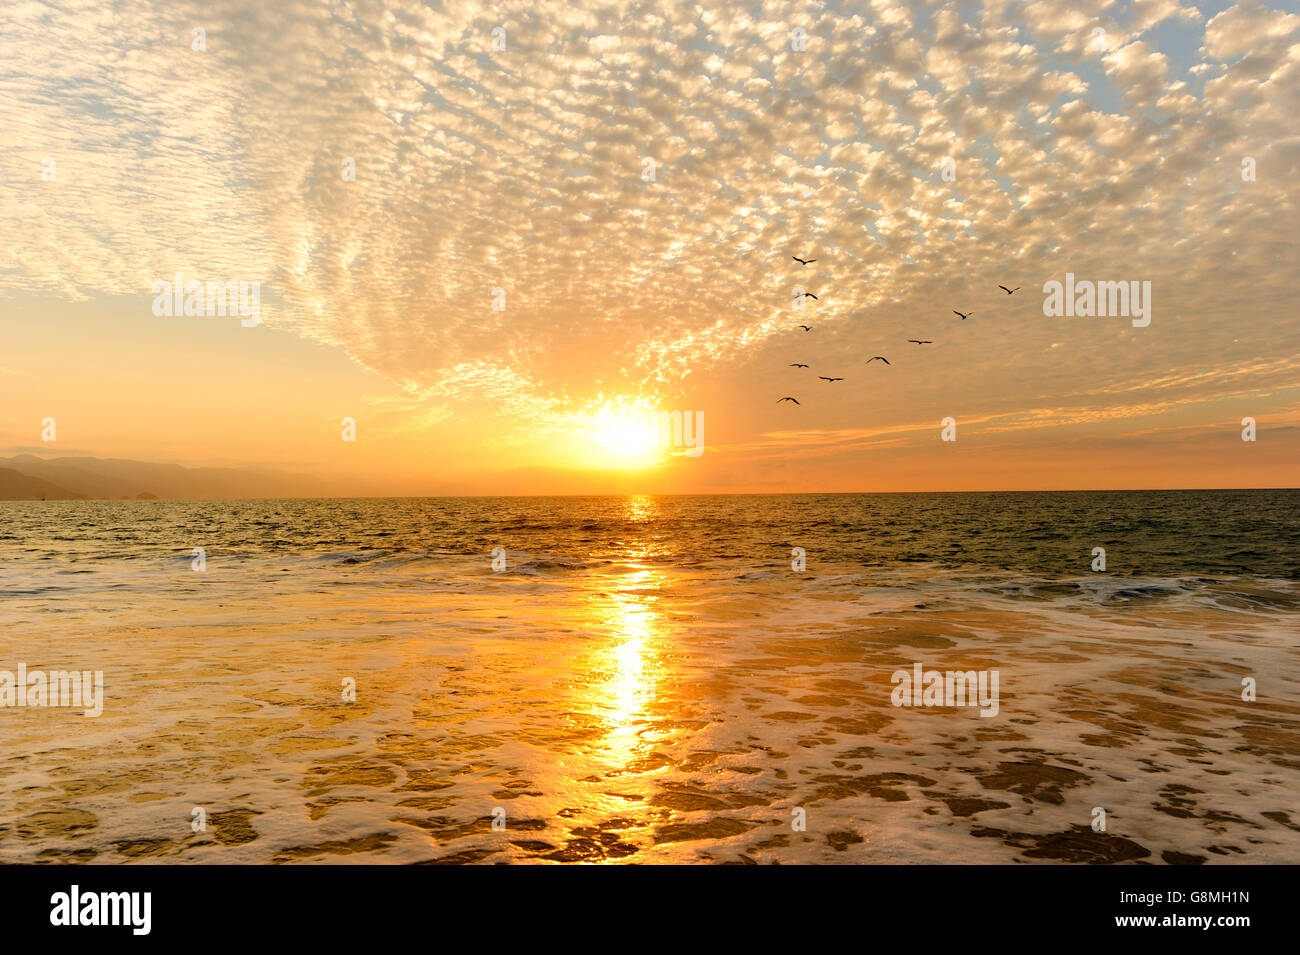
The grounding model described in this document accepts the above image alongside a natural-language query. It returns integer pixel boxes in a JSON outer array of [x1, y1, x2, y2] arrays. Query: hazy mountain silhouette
[[0, 455, 335, 500], [0, 466, 87, 500]]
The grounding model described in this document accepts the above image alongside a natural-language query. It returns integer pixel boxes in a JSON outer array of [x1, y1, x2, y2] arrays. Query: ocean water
[[0, 491, 1297, 864]]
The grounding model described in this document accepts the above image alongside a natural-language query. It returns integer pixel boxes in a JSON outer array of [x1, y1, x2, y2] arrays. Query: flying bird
[[998, 286, 1021, 295], [865, 356, 890, 365], [797, 325, 812, 331], [818, 376, 844, 382], [907, 339, 932, 344], [953, 310, 972, 320], [789, 363, 809, 368], [777, 397, 800, 404], [792, 256, 817, 266], [803, 292, 820, 300]]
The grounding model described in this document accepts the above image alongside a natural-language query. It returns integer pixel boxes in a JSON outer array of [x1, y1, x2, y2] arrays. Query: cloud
[[1, 0, 1297, 454]]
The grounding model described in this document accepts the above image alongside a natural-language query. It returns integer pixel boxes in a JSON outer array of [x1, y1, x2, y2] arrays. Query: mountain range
[[0, 455, 333, 500]]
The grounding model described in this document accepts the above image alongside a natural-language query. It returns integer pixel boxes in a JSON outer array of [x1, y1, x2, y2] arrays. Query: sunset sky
[[1, 0, 1296, 494]]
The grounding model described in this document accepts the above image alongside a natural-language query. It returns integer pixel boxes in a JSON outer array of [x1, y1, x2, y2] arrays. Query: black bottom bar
[[0, 863, 1280, 943]]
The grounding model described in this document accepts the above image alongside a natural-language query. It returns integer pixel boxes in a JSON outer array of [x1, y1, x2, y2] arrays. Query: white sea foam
[[1, 552, 1297, 864]]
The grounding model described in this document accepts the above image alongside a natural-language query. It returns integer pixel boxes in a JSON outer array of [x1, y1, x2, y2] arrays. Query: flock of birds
[[776, 254, 1021, 406]]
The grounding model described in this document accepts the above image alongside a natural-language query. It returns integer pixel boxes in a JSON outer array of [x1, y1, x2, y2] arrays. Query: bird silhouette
[[998, 285, 1021, 295], [953, 310, 972, 320], [797, 325, 812, 331], [818, 376, 844, 382], [777, 397, 800, 404], [907, 339, 932, 344], [865, 356, 890, 365], [802, 292, 820, 300], [792, 256, 817, 266], [789, 363, 809, 368]]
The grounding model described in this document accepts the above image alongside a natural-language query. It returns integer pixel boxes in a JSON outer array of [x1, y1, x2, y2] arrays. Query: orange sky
[[1, 0, 1297, 494]]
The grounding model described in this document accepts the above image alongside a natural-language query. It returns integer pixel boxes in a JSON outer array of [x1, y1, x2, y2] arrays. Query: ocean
[[1, 490, 1297, 863]]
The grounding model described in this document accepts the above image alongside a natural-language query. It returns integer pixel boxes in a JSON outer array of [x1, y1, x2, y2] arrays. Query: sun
[[584, 400, 665, 468]]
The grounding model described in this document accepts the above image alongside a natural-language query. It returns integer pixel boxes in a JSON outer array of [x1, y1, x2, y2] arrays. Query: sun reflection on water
[[610, 584, 651, 689], [598, 496, 667, 763]]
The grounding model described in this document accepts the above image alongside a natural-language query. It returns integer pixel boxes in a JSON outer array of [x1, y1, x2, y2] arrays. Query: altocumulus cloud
[[0, 0, 1297, 433]]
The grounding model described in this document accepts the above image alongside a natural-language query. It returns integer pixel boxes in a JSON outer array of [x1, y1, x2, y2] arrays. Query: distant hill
[[0, 455, 334, 501], [0, 466, 87, 500]]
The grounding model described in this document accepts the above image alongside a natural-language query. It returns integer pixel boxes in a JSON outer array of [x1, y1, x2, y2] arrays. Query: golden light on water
[[599, 496, 665, 761], [602, 568, 660, 759], [624, 493, 654, 523]]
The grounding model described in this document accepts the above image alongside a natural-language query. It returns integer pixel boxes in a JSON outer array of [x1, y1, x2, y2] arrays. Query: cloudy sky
[[0, 0, 1296, 493]]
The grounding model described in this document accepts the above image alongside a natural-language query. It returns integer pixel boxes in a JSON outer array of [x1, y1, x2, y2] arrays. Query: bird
[[792, 256, 817, 266], [953, 310, 972, 320], [777, 397, 800, 404], [998, 285, 1021, 295], [797, 325, 812, 331], [789, 363, 809, 368], [865, 356, 890, 365], [802, 292, 820, 300], [818, 376, 843, 382], [907, 339, 932, 344]]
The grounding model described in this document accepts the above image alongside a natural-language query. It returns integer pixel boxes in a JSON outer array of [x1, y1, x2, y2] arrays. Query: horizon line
[[3, 486, 1297, 503]]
